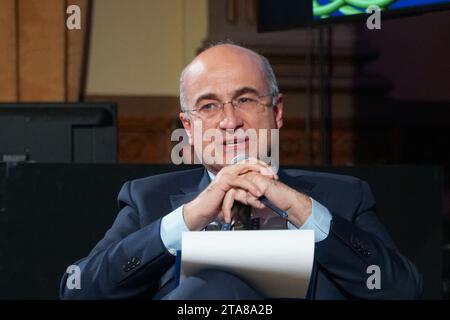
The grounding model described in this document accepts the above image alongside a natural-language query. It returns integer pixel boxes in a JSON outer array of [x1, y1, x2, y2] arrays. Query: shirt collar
[[207, 170, 216, 181]]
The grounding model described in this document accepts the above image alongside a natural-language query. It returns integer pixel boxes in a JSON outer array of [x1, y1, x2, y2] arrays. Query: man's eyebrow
[[194, 87, 261, 105], [195, 93, 220, 106], [232, 87, 260, 98]]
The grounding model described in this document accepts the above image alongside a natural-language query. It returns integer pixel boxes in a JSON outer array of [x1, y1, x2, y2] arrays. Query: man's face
[[179, 46, 283, 173]]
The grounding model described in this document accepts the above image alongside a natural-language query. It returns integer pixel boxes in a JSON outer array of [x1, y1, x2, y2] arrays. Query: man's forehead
[[184, 59, 266, 99], [184, 59, 207, 79], [195, 44, 262, 65], [184, 46, 264, 78], [189, 82, 266, 105]]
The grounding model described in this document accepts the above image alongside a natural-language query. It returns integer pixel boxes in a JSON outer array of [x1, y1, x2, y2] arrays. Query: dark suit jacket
[[60, 167, 423, 299]]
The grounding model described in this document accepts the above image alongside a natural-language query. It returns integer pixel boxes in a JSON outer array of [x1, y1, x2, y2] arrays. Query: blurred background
[[0, 0, 449, 299]]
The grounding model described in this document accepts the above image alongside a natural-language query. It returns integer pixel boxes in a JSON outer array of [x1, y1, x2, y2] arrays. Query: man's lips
[[222, 136, 249, 146]]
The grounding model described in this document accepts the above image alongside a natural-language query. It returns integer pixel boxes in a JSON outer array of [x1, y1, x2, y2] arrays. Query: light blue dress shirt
[[160, 171, 332, 255]]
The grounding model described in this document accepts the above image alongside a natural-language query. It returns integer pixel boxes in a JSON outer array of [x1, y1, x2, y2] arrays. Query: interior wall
[[85, 0, 207, 96]]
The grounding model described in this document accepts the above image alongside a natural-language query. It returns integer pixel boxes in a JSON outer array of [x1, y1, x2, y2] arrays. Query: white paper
[[180, 230, 314, 299]]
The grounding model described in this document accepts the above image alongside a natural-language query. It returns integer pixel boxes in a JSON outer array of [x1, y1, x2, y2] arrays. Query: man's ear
[[179, 112, 194, 146], [273, 93, 283, 129]]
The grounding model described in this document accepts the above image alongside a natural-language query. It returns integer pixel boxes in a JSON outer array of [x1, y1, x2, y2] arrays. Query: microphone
[[229, 201, 252, 230]]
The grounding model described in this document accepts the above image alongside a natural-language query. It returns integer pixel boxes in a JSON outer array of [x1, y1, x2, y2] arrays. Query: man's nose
[[219, 103, 243, 130]]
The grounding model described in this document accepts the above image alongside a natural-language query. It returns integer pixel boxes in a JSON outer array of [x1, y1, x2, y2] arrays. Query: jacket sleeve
[[314, 180, 423, 299], [60, 181, 175, 299]]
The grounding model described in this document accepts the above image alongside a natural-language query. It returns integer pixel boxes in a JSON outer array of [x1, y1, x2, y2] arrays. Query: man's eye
[[238, 97, 256, 104], [199, 103, 216, 112]]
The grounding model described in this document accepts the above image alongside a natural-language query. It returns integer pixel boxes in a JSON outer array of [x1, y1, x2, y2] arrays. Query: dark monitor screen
[[0, 103, 117, 163]]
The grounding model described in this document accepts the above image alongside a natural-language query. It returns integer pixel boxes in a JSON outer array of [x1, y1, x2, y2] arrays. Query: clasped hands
[[183, 159, 312, 231]]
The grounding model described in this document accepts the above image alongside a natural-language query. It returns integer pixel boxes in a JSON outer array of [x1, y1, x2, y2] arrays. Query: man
[[60, 43, 422, 299]]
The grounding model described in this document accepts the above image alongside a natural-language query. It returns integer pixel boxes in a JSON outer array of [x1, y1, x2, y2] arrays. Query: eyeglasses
[[185, 93, 274, 119]]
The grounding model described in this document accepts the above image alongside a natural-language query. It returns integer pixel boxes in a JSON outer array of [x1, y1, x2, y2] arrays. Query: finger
[[216, 211, 224, 222], [235, 158, 277, 179], [237, 157, 274, 170], [251, 159, 278, 179], [228, 162, 270, 176], [233, 188, 249, 204], [234, 189, 265, 209], [246, 157, 272, 170], [252, 159, 278, 179], [247, 194, 265, 209], [222, 188, 236, 223], [228, 176, 263, 198], [259, 166, 278, 179]]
